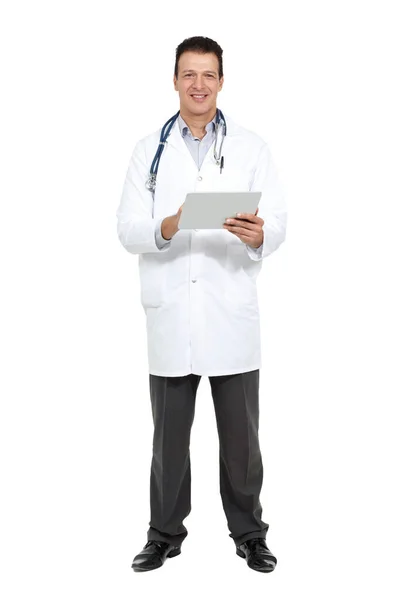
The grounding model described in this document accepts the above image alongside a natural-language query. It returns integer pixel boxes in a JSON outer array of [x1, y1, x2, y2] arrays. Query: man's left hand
[[223, 207, 264, 249]]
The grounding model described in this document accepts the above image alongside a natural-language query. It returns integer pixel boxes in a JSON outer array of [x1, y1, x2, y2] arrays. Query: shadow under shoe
[[131, 540, 181, 572]]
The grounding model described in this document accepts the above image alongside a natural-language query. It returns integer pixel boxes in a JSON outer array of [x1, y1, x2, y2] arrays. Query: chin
[[185, 101, 212, 113]]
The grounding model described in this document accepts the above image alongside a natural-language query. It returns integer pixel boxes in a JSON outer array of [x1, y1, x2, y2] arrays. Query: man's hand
[[223, 207, 264, 249], [161, 203, 184, 240]]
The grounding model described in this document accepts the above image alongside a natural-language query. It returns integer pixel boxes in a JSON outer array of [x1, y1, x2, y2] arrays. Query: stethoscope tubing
[[146, 109, 226, 192]]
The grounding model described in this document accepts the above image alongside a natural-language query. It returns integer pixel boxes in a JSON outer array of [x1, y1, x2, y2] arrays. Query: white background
[[1, 0, 399, 597]]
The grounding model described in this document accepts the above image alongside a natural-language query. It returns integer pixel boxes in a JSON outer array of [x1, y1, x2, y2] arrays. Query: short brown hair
[[174, 36, 224, 79]]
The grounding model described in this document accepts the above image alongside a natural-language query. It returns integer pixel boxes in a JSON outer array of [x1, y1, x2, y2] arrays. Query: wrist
[[161, 217, 173, 240]]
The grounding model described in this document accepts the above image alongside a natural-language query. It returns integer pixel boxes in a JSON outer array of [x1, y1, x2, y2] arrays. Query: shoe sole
[[132, 547, 181, 572], [236, 548, 277, 573]]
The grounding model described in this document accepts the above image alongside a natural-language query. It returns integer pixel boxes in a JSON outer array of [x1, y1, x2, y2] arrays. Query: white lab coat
[[116, 113, 287, 376]]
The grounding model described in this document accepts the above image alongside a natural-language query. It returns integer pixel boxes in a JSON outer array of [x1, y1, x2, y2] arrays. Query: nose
[[192, 74, 206, 89]]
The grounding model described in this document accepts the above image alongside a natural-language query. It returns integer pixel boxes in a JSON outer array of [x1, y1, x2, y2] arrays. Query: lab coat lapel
[[165, 117, 219, 169], [165, 119, 191, 159]]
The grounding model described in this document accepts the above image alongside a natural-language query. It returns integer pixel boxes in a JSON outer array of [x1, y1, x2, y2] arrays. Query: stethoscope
[[145, 108, 227, 192]]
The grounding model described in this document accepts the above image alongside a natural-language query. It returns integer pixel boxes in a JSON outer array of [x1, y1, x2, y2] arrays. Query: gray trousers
[[146, 369, 269, 547]]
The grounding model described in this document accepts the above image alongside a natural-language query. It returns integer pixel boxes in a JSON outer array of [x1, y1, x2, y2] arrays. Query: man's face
[[173, 51, 224, 116]]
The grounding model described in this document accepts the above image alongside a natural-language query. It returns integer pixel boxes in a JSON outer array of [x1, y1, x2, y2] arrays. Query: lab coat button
[[197, 176, 202, 181]]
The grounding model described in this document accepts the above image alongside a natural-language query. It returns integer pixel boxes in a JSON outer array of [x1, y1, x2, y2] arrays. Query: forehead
[[178, 51, 219, 73]]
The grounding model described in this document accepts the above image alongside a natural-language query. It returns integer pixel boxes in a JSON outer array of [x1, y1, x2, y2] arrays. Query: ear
[[218, 75, 224, 92], [173, 75, 178, 91]]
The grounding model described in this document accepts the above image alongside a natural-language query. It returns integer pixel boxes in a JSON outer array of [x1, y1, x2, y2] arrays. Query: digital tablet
[[178, 191, 262, 229]]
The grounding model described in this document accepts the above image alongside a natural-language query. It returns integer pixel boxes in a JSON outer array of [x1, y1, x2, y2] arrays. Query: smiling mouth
[[191, 94, 208, 101]]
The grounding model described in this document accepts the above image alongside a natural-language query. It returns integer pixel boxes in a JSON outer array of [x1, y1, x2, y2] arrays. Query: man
[[116, 36, 287, 573]]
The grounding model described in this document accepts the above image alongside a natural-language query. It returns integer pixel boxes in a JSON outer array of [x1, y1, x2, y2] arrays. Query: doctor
[[116, 36, 287, 573]]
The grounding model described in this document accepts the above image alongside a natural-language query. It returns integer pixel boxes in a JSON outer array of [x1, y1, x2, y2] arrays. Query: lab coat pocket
[[138, 254, 167, 308], [224, 243, 258, 308], [201, 166, 251, 193]]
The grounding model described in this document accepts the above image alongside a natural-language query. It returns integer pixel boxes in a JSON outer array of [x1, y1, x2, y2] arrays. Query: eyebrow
[[181, 69, 217, 75]]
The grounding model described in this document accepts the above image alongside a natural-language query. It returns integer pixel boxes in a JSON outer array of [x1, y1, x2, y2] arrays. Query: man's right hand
[[161, 203, 184, 241]]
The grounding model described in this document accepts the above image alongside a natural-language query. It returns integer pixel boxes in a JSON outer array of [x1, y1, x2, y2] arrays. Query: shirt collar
[[178, 113, 217, 138]]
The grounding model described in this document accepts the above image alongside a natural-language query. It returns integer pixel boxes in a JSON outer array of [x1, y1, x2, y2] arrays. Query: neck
[[180, 106, 217, 136]]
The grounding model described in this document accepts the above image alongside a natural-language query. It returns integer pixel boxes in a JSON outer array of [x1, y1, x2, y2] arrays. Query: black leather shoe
[[131, 540, 181, 572], [236, 537, 277, 572]]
